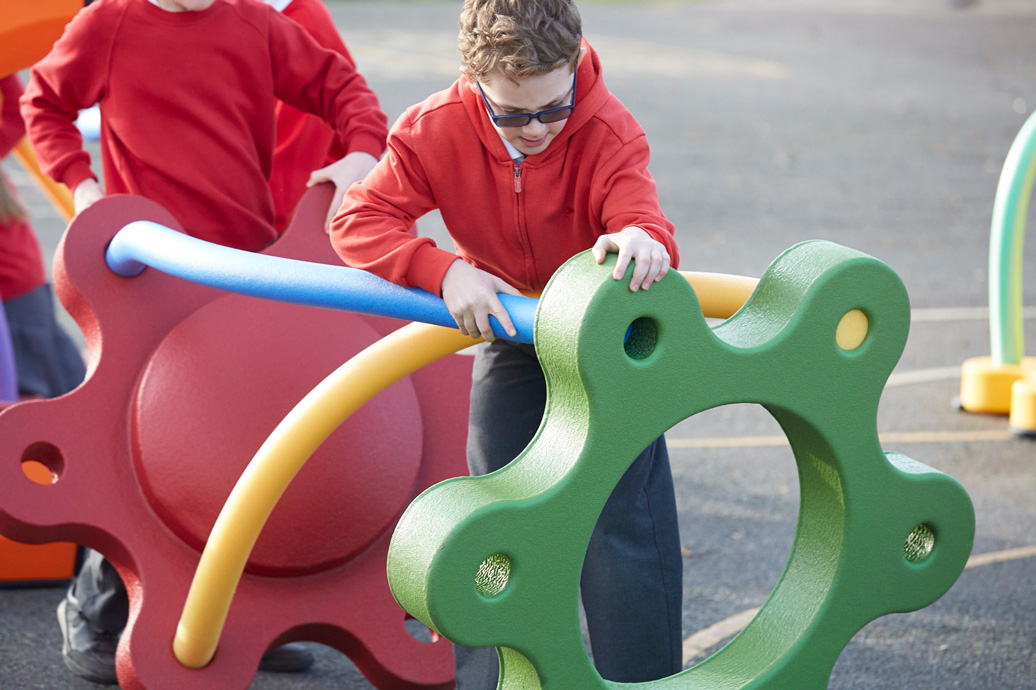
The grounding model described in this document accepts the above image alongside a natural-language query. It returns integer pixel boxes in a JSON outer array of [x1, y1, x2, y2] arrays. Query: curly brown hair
[[459, 0, 582, 85]]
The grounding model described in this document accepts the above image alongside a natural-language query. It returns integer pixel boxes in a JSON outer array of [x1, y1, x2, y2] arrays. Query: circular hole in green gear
[[904, 524, 936, 563], [475, 553, 511, 598], [624, 317, 659, 360]]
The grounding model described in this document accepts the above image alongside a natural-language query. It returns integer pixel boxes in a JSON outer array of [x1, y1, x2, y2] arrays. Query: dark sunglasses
[[475, 71, 577, 128]]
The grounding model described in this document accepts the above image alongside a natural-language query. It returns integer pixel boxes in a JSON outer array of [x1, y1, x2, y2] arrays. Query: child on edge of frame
[[21, 0, 390, 682]]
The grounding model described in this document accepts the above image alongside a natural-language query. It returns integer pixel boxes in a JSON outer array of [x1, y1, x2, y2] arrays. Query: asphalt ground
[[2, 0, 1035, 688]]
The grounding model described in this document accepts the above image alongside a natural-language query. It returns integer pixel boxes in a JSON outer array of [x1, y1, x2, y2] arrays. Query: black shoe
[[258, 643, 315, 673], [57, 597, 119, 685]]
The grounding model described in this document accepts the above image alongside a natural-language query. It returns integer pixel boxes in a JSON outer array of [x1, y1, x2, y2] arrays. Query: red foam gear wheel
[[0, 188, 467, 690]]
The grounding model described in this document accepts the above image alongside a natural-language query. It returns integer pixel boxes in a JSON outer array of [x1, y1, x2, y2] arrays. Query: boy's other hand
[[72, 178, 104, 217], [307, 151, 379, 232], [441, 259, 520, 341], [592, 226, 671, 292]]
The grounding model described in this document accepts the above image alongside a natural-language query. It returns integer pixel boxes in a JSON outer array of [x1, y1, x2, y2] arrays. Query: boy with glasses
[[331, 0, 682, 686]]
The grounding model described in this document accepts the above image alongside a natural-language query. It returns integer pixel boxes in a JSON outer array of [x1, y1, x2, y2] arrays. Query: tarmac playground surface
[[1, 1, 1034, 688]]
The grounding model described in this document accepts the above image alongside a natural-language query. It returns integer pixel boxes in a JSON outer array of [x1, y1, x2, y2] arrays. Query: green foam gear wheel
[[387, 240, 975, 689]]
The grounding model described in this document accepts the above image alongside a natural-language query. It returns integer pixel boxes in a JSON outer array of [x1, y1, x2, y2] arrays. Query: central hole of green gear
[[904, 524, 935, 562], [475, 553, 511, 597], [624, 317, 659, 360]]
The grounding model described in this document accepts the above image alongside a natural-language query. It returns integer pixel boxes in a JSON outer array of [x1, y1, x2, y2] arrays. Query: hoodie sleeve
[[329, 109, 460, 294], [595, 130, 680, 270]]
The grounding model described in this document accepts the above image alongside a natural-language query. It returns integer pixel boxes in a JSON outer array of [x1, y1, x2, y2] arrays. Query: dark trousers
[[454, 340, 683, 688], [67, 549, 128, 634]]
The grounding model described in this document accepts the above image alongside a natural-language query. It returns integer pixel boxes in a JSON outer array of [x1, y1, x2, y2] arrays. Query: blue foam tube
[[105, 221, 537, 344]]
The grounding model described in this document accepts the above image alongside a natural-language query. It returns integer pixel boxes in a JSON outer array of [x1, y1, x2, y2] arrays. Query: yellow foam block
[[1009, 376, 1036, 435], [959, 356, 1036, 415]]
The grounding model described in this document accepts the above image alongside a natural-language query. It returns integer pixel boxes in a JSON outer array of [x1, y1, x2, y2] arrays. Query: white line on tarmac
[[681, 545, 1036, 667], [911, 306, 1036, 322], [965, 544, 1036, 569], [668, 428, 1017, 450], [681, 607, 761, 667], [886, 366, 962, 387]]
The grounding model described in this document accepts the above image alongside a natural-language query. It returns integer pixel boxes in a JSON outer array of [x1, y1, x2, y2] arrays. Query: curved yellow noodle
[[681, 271, 758, 319], [173, 272, 757, 669], [173, 322, 480, 668]]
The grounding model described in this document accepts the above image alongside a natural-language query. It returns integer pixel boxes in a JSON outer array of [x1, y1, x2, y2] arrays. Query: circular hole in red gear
[[21, 442, 64, 485]]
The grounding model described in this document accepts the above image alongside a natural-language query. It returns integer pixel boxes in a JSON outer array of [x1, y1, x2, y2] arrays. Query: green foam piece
[[387, 240, 975, 689]]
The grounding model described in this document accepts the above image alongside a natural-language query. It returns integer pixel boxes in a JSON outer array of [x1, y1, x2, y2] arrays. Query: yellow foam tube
[[173, 322, 480, 668], [681, 271, 758, 319], [173, 271, 759, 669]]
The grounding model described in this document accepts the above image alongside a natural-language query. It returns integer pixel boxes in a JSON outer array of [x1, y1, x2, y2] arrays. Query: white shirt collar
[[498, 133, 525, 165]]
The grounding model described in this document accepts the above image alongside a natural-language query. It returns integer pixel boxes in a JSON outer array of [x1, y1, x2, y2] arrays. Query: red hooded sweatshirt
[[330, 41, 678, 296]]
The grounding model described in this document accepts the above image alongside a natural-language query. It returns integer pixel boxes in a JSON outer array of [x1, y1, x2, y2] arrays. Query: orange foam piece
[[0, 0, 81, 77], [0, 460, 76, 583]]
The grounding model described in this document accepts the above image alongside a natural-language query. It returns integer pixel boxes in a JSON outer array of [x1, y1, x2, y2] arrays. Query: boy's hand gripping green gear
[[387, 240, 975, 690]]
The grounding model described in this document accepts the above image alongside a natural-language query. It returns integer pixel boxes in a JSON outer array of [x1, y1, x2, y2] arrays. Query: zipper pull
[[513, 165, 523, 193]]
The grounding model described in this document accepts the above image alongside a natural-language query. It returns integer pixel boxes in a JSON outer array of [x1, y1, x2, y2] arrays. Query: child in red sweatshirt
[[21, 0, 389, 682], [22, 0, 388, 249], [331, 1, 683, 687]]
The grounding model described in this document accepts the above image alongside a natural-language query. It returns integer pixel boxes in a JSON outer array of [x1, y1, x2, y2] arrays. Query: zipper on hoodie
[[510, 161, 533, 287]]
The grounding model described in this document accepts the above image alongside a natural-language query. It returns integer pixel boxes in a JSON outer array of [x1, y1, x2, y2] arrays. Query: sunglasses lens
[[539, 107, 573, 124], [496, 115, 532, 127]]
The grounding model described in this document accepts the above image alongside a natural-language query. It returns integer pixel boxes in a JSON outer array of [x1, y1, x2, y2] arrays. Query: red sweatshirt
[[0, 75, 46, 302], [22, 0, 387, 251], [330, 42, 678, 296], [270, 0, 351, 233]]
